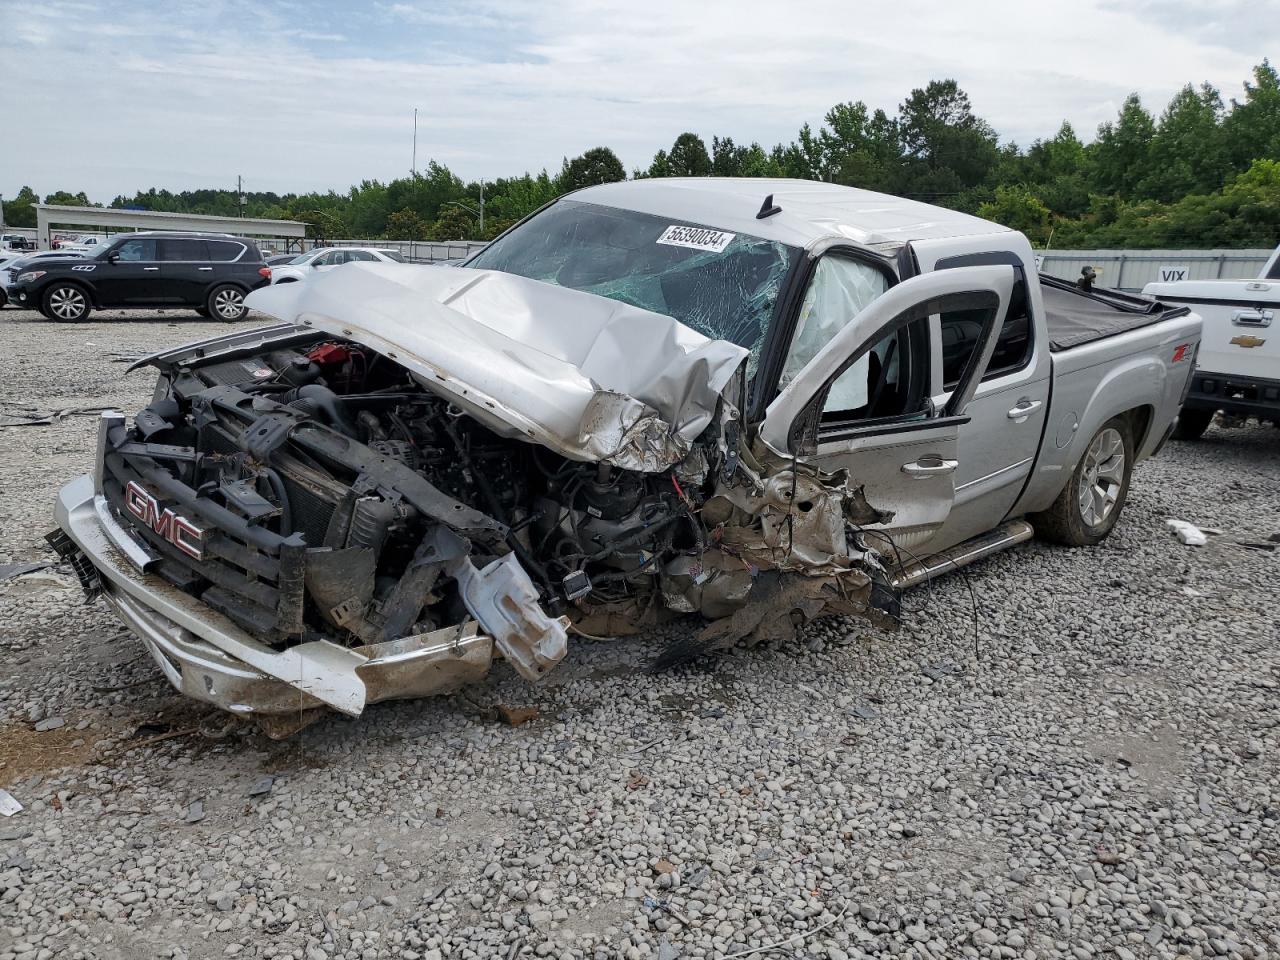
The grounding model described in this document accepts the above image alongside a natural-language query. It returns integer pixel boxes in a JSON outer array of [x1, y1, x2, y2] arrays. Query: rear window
[[207, 240, 246, 262]]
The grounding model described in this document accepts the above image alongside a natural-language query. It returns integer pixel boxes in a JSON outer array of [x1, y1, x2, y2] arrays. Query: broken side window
[[467, 200, 798, 378]]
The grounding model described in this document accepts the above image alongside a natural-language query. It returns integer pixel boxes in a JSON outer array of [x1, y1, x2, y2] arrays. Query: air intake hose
[[285, 384, 358, 437]]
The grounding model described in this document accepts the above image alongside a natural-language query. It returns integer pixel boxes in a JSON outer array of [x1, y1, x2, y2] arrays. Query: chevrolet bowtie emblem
[[1230, 335, 1266, 348]]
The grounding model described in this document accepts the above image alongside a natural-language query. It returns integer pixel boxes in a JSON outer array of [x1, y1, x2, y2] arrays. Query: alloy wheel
[[1077, 427, 1125, 526], [214, 288, 245, 319], [49, 287, 86, 320]]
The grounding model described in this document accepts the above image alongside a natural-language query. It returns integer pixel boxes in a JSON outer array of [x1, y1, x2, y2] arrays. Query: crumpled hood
[[245, 264, 747, 472]]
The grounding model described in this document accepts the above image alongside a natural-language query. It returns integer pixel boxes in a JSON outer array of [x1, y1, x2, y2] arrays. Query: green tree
[[819, 101, 901, 191], [710, 136, 747, 176], [1090, 94, 1155, 196], [666, 133, 712, 177], [43, 190, 95, 207], [976, 185, 1052, 244], [384, 207, 428, 240], [558, 147, 626, 192], [345, 180, 391, 237], [2, 185, 39, 227], [1138, 84, 1230, 201], [1223, 60, 1280, 170], [429, 204, 477, 240], [896, 80, 999, 199], [485, 172, 558, 222]]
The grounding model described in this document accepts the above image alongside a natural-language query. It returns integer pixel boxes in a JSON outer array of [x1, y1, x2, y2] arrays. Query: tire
[[1033, 415, 1134, 547], [42, 283, 92, 322], [1171, 408, 1213, 441], [207, 284, 247, 322]]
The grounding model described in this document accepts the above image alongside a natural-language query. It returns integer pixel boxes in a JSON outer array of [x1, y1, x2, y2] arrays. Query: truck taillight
[[258, 267, 272, 279]]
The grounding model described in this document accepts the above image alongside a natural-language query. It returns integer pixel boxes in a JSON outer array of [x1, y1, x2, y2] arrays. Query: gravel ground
[[1, 306, 1277, 960]]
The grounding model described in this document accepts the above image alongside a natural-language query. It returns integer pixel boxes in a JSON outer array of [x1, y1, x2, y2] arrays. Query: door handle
[[1007, 399, 1043, 420], [143, 266, 159, 271], [901, 456, 958, 478], [1232, 309, 1272, 327], [198, 266, 213, 271]]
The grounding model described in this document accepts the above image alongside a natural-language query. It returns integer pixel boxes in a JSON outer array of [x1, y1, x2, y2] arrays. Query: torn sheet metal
[[447, 552, 570, 681], [246, 265, 748, 472], [704, 459, 892, 575]]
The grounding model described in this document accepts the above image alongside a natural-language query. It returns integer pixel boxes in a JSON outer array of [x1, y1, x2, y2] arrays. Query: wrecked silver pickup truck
[[50, 179, 1201, 734]]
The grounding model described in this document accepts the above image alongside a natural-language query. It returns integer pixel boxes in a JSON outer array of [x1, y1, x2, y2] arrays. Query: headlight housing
[[16, 270, 46, 283]]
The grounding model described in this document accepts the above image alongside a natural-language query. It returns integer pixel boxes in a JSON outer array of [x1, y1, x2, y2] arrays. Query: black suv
[[6, 232, 272, 322]]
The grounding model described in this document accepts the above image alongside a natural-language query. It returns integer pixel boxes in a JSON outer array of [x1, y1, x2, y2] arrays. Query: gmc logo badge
[[123, 480, 205, 560]]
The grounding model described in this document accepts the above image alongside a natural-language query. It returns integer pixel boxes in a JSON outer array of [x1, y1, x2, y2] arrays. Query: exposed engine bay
[[93, 321, 894, 715]]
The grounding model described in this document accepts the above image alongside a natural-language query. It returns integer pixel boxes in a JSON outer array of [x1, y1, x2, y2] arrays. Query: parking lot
[[1, 307, 1277, 960]]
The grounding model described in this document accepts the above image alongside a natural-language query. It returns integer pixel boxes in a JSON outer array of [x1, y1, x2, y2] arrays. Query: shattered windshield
[[468, 200, 798, 374]]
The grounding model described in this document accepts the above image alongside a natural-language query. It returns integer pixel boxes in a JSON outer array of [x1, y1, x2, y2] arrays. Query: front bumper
[[1185, 371, 1280, 419], [5, 281, 33, 308], [53, 474, 496, 727]]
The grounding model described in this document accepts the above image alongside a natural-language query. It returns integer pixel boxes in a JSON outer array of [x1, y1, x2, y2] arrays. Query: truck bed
[[1040, 275, 1190, 352]]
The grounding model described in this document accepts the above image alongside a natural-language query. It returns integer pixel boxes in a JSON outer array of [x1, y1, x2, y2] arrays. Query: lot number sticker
[[657, 225, 735, 253]]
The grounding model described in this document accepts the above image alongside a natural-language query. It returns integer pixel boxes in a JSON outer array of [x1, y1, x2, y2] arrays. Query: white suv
[[269, 246, 406, 284]]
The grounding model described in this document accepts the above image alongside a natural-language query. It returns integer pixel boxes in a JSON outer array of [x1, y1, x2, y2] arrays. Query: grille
[[103, 450, 305, 639]]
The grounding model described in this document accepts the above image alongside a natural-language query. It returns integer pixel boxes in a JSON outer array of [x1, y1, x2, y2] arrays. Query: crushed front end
[[51, 274, 892, 733]]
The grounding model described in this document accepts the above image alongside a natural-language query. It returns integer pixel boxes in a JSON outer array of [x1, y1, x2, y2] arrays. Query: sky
[[0, 0, 1273, 203]]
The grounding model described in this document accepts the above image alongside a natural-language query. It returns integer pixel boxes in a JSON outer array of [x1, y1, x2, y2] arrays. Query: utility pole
[[412, 108, 418, 178], [237, 175, 245, 218], [479, 179, 484, 233]]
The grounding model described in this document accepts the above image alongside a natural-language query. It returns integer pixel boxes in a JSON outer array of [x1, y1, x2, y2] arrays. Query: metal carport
[[35, 205, 306, 251]]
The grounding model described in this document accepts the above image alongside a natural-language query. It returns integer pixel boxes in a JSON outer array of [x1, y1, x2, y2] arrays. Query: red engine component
[[307, 343, 352, 366]]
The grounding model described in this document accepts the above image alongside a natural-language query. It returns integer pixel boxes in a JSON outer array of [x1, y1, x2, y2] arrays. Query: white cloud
[[0, 0, 1273, 200]]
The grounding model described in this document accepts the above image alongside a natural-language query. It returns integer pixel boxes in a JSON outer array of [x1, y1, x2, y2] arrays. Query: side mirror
[[107, 251, 120, 263], [312, 259, 322, 267]]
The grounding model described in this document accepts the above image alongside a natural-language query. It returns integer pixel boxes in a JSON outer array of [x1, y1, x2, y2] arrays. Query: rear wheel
[[1033, 416, 1133, 547], [207, 284, 247, 321], [1172, 408, 1213, 441], [42, 283, 92, 322]]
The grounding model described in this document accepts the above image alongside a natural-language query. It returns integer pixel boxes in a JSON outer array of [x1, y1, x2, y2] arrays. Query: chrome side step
[[890, 519, 1034, 590]]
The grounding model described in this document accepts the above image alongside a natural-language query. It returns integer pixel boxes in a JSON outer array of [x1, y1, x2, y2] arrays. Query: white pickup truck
[[1143, 245, 1280, 439], [50, 179, 1202, 731]]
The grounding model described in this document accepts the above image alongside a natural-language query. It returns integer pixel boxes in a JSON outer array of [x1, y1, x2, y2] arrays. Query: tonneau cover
[[1040, 275, 1186, 352]]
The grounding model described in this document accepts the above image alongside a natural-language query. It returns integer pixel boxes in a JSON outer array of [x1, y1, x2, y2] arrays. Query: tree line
[[5, 61, 1278, 248]]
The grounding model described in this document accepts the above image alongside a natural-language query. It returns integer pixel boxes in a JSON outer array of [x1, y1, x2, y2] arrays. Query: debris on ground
[[496, 705, 539, 727], [0, 561, 53, 581], [921, 661, 964, 682], [183, 800, 205, 824], [1166, 518, 1209, 546], [246, 775, 275, 797], [0, 405, 113, 427], [0, 789, 22, 817]]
